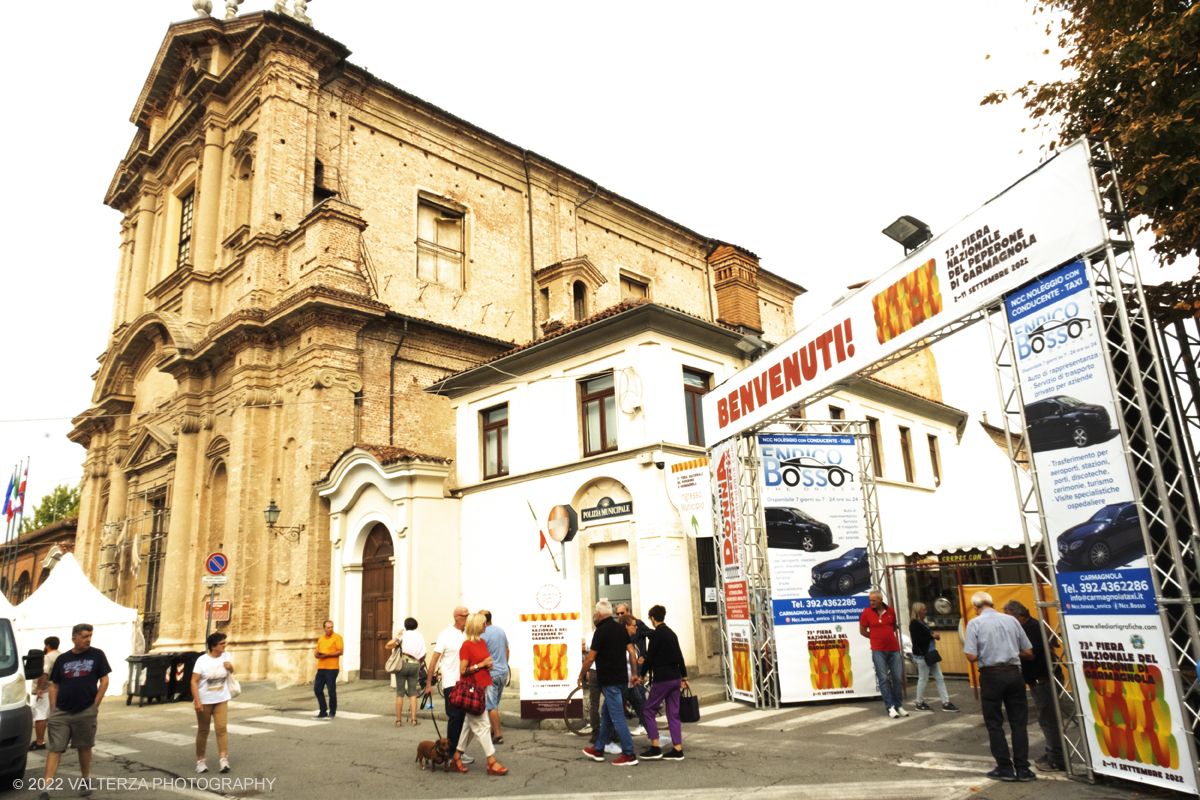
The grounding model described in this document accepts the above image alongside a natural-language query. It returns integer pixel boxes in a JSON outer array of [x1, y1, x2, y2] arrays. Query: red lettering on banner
[[728, 390, 740, 421], [718, 397, 729, 427], [781, 352, 801, 391], [767, 364, 783, 400], [800, 342, 819, 381], [843, 318, 856, 358], [752, 373, 770, 407], [833, 322, 846, 361], [816, 330, 835, 370], [717, 453, 736, 567], [739, 383, 755, 414]]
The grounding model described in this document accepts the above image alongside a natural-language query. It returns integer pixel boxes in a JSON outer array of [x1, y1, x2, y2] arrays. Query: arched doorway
[[360, 524, 394, 680]]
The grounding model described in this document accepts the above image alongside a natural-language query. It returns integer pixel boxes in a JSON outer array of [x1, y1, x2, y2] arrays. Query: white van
[[0, 614, 36, 789]]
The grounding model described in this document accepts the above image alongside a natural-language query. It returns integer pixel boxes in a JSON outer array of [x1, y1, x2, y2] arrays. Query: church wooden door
[[360, 524, 394, 680]]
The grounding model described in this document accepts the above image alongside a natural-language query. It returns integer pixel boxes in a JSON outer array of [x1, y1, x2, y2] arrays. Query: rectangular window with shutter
[[416, 198, 464, 288], [928, 434, 942, 487], [899, 425, 915, 483], [581, 373, 618, 456], [620, 275, 649, 302], [177, 190, 195, 269], [482, 404, 509, 479]]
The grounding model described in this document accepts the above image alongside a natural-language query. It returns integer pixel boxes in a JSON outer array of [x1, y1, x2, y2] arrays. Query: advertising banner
[[758, 433, 876, 702], [518, 581, 582, 719], [712, 439, 754, 703], [1006, 262, 1196, 792], [702, 139, 1107, 445], [669, 457, 713, 538]]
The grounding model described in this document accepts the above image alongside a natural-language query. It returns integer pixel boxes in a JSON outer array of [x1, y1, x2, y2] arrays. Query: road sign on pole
[[202, 575, 228, 587], [205, 553, 228, 575]]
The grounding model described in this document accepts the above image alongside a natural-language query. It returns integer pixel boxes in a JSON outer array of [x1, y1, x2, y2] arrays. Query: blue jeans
[[314, 669, 338, 716], [595, 684, 634, 757], [871, 649, 904, 710], [915, 655, 950, 704]]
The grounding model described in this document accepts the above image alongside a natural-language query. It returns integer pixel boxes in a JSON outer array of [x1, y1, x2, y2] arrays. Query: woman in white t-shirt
[[385, 617, 427, 726], [191, 632, 234, 775]]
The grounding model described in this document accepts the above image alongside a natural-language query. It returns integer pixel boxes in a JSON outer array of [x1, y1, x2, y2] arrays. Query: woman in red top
[[448, 613, 508, 776]]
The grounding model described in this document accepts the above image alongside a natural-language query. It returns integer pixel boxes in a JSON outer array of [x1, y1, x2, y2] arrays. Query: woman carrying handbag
[[384, 617, 426, 726], [447, 613, 508, 776], [640, 604, 688, 762], [909, 602, 959, 712], [191, 632, 235, 774]]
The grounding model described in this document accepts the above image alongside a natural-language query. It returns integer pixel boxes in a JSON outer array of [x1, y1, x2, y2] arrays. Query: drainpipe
[[388, 319, 408, 445], [523, 151, 538, 342], [703, 239, 716, 322], [573, 184, 599, 259]]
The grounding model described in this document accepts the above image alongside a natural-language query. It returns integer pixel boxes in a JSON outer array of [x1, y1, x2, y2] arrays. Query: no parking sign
[[205, 552, 228, 575]]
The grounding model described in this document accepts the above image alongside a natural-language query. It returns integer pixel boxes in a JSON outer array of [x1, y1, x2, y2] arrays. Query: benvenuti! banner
[[712, 439, 755, 703], [759, 434, 876, 703], [702, 138, 1107, 446], [1006, 262, 1196, 792]]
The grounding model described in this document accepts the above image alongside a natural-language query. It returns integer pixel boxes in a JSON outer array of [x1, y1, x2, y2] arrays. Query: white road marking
[[228, 700, 269, 709], [246, 715, 328, 727], [766, 705, 867, 731], [921, 721, 980, 741], [221, 724, 273, 735], [92, 741, 141, 756], [291, 710, 380, 720], [134, 731, 197, 747], [832, 712, 920, 736], [694, 701, 751, 717], [700, 707, 797, 727], [419, 779, 990, 800]]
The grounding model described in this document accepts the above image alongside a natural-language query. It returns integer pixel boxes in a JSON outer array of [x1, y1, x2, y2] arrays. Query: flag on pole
[[528, 500, 548, 551], [13, 468, 26, 519], [1, 468, 14, 523]]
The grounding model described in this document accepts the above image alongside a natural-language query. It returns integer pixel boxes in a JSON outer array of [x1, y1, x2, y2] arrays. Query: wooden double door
[[360, 524, 394, 680]]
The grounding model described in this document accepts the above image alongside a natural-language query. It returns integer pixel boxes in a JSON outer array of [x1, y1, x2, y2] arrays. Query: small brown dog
[[416, 738, 452, 771]]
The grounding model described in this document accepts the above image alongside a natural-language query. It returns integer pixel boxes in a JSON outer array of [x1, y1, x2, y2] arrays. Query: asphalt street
[[2, 678, 1173, 800]]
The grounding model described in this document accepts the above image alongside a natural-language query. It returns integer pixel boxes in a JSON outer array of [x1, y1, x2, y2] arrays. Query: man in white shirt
[[426, 606, 471, 763], [29, 637, 60, 751]]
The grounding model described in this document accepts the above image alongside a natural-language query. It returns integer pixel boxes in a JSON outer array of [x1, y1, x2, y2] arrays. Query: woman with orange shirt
[[448, 613, 508, 776]]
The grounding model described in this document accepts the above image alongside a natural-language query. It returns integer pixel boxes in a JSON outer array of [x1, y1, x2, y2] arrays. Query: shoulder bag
[[226, 671, 242, 699], [678, 685, 700, 723], [385, 634, 405, 673], [921, 623, 942, 666], [448, 679, 485, 716]]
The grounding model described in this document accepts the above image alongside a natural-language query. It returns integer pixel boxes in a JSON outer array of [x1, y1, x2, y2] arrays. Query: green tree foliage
[[19, 483, 81, 535], [982, 1, 1200, 265]]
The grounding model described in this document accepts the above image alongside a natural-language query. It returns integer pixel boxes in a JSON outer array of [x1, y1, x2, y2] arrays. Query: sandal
[[449, 755, 468, 774], [395, 720, 403, 727], [487, 761, 509, 776], [410, 719, 420, 726], [494, 735, 504, 745]]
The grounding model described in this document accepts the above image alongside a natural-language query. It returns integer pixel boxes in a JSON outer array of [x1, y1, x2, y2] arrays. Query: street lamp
[[881, 215, 933, 254], [263, 500, 304, 542]]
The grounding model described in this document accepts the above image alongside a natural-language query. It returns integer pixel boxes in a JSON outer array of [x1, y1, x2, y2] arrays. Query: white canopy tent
[[880, 421, 1039, 556], [16, 554, 138, 696]]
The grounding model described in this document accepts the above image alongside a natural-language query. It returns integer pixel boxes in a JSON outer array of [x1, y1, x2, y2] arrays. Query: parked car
[[1056, 501, 1145, 571], [810, 547, 871, 595], [1025, 395, 1111, 451], [779, 456, 855, 488], [766, 507, 834, 552]]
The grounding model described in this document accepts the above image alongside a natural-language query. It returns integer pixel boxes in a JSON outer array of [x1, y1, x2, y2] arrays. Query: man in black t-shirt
[[577, 600, 639, 766], [39, 623, 112, 800], [1003, 600, 1071, 772]]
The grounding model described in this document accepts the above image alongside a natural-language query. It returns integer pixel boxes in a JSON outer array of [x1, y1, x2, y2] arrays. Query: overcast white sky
[[2, 0, 1194, 508]]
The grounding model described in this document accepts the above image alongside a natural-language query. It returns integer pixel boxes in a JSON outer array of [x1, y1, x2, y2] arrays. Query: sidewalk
[[232, 673, 730, 731]]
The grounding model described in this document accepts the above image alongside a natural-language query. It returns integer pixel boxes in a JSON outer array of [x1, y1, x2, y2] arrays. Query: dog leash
[[426, 691, 443, 740]]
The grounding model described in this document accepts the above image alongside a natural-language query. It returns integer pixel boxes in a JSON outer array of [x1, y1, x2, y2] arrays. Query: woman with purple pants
[[638, 604, 688, 761]]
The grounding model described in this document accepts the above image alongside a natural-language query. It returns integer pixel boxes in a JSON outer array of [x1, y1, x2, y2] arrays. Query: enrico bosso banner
[[759, 434, 876, 703], [1006, 262, 1196, 792], [702, 139, 1107, 445], [712, 439, 754, 703]]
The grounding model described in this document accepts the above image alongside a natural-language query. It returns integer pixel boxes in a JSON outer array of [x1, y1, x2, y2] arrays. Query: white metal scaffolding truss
[[984, 139, 1200, 785], [712, 419, 883, 708]]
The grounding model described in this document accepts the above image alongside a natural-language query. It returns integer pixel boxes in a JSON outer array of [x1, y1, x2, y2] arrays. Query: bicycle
[[562, 675, 656, 736]]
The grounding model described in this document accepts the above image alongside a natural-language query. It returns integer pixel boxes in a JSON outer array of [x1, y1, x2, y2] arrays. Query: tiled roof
[[435, 300, 739, 383], [861, 375, 967, 416], [317, 444, 453, 484]]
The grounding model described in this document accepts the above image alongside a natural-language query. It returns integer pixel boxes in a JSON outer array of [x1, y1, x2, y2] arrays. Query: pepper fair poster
[[702, 138, 1108, 447], [519, 580, 583, 719], [1006, 262, 1196, 792], [759, 434, 876, 703], [712, 439, 755, 703]]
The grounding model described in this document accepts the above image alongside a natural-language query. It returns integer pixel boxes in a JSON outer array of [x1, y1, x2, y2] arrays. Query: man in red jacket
[[859, 591, 908, 718]]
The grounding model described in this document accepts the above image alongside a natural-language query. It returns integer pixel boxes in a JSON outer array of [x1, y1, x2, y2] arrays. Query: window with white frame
[[416, 198, 464, 288]]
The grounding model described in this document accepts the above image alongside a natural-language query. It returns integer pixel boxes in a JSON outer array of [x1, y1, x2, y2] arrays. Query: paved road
[[3, 680, 1153, 800]]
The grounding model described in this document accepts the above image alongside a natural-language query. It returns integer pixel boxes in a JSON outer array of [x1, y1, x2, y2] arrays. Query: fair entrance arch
[[359, 524, 394, 680]]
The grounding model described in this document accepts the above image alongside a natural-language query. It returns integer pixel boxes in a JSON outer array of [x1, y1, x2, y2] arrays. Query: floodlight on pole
[[881, 215, 933, 254]]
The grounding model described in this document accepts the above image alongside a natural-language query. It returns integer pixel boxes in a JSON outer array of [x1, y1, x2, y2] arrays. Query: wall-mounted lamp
[[264, 499, 304, 542], [736, 334, 769, 361]]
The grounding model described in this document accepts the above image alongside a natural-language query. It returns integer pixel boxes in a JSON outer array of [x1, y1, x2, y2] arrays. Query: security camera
[[653, 450, 666, 470]]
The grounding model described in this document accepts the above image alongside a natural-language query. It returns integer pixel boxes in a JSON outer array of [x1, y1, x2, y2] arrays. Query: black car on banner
[[765, 507, 834, 552], [810, 547, 870, 595], [1025, 395, 1111, 452], [1056, 501, 1145, 571], [1027, 317, 1092, 354]]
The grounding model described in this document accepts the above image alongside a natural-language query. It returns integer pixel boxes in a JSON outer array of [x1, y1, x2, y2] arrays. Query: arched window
[[235, 154, 254, 231], [573, 280, 588, 322], [13, 571, 31, 604], [36, 570, 50, 589]]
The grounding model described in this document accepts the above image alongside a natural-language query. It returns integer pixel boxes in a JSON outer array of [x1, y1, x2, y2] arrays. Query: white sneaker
[[604, 742, 623, 754], [631, 725, 646, 736], [195, 760, 208, 774], [460, 753, 475, 764], [219, 758, 230, 773], [887, 707, 900, 719], [896, 706, 910, 717]]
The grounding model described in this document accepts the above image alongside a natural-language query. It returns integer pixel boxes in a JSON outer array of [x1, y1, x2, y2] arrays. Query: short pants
[[48, 705, 99, 752], [486, 672, 507, 712]]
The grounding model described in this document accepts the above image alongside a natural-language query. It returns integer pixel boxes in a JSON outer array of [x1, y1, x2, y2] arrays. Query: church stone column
[[128, 193, 156, 320], [155, 415, 203, 647], [194, 124, 226, 274]]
